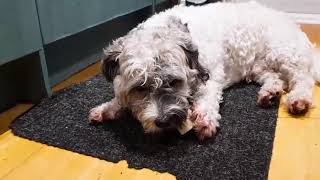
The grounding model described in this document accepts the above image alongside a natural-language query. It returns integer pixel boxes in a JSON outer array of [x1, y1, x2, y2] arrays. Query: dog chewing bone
[[177, 116, 194, 135], [177, 109, 194, 135]]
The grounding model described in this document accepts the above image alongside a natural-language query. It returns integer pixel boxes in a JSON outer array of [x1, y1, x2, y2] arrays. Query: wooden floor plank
[[301, 24, 320, 47], [0, 104, 33, 134], [268, 117, 320, 180], [0, 131, 43, 178], [1, 139, 175, 180]]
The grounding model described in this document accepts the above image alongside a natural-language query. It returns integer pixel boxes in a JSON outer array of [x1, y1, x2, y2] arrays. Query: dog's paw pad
[[287, 99, 311, 115], [257, 90, 282, 107], [192, 112, 217, 140], [88, 107, 104, 123], [196, 124, 217, 140]]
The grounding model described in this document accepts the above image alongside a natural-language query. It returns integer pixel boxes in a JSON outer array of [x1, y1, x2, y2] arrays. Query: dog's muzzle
[[154, 108, 188, 128]]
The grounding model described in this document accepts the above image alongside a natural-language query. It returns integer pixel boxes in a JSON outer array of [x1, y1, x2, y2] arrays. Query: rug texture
[[10, 74, 278, 180]]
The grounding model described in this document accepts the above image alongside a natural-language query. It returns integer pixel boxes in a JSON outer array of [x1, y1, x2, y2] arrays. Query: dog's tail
[[311, 48, 320, 83]]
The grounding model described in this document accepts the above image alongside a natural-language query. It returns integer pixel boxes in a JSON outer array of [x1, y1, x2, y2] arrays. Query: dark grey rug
[[10, 74, 278, 180]]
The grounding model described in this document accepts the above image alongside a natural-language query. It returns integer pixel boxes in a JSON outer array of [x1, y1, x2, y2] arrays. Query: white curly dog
[[89, 1, 320, 140]]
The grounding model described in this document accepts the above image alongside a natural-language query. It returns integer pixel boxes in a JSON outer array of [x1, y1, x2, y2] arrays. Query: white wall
[[232, 0, 320, 24], [236, 0, 320, 14], [260, 0, 320, 14]]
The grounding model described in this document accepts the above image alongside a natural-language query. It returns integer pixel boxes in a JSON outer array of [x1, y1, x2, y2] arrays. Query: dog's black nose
[[155, 111, 187, 128], [167, 113, 185, 126], [155, 119, 170, 128]]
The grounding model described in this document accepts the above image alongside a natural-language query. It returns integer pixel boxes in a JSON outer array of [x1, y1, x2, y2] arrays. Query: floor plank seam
[[0, 146, 44, 179]]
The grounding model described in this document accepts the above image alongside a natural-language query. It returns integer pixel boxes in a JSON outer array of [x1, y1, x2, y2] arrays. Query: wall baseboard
[[286, 13, 320, 24]]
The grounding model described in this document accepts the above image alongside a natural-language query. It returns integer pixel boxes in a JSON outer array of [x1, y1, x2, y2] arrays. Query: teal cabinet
[[0, 0, 43, 65], [36, 0, 153, 44], [0, 0, 169, 112]]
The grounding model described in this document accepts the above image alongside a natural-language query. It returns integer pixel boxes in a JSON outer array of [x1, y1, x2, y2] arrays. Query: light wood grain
[[268, 116, 320, 180], [0, 104, 33, 134], [0, 132, 174, 180]]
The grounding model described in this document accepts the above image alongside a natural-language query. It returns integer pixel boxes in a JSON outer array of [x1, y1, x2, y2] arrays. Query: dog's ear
[[101, 39, 123, 81], [182, 43, 210, 82], [167, 16, 190, 33], [167, 16, 209, 82]]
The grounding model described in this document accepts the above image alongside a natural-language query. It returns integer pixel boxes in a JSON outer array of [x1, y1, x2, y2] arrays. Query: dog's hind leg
[[285, 71, 315, 114], [252, 70, 287, 107], [267, 47, 315, 114], [88, 98, 121, 123], [191, 80, 223, 140]]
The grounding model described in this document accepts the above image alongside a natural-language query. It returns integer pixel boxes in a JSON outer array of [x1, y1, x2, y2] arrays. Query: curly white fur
[[89, 1, 320, 140]]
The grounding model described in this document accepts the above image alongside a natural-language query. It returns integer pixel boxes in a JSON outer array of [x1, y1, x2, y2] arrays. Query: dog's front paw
[[191, 110, 217, 140], [286, 98, 312, 115], [257, 89, 283, 107], [88, 100, 121, 124], [88, 106, 104, 124]]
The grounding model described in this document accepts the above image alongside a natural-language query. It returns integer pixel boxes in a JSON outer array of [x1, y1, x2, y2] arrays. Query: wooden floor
[[0, 24, 319, 180]]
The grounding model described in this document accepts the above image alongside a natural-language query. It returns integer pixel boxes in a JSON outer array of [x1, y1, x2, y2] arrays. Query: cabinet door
[[36, 0, 153, 44], [0, 0, 42, 65]]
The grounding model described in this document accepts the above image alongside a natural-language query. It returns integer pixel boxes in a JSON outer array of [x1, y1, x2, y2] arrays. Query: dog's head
[[101, 16, 209, 133]]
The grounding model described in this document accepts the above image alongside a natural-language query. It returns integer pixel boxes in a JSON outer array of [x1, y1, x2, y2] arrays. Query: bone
[[177, 109, 194, 135]]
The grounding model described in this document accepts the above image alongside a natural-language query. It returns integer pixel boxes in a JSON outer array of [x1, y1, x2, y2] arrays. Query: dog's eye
[[134, 86, 149, 92], [129, 86, 150, 99], [169, 79, 182, 88]]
